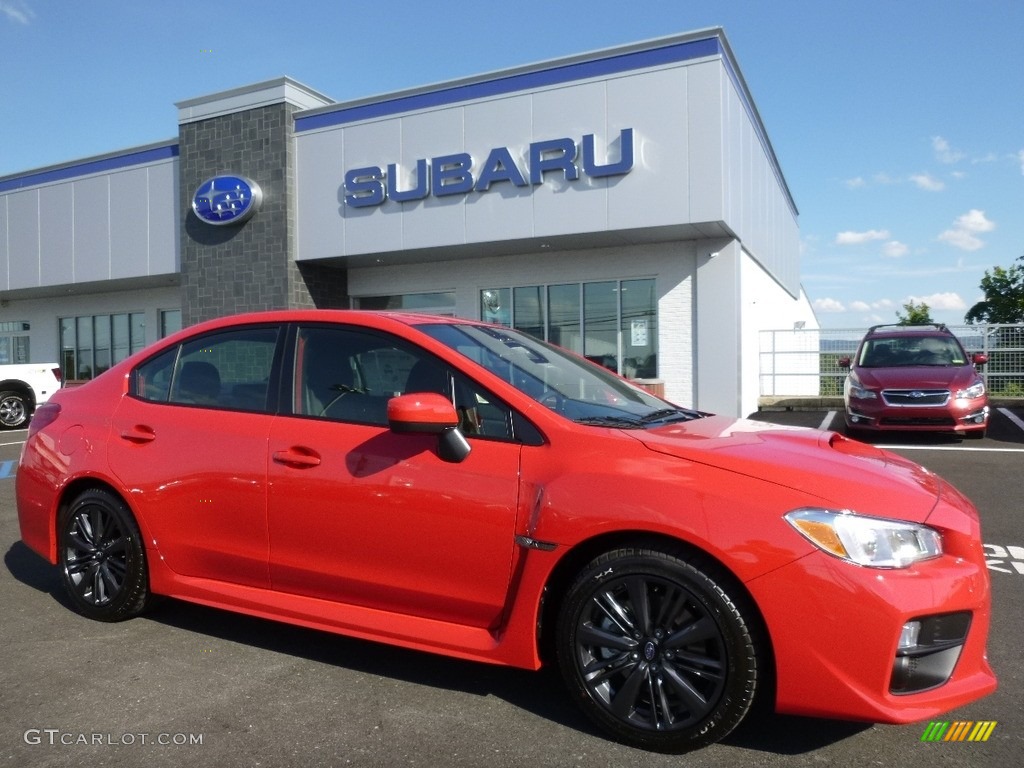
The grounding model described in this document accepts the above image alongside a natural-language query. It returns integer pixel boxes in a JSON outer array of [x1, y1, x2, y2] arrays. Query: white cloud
[[835, 229, 890, 245], [910, 173, 944, 191], [882, 240, 909, 258], [905, 292, 967, 311], [1018, 149, 1024, 175], [849, 301, 871, 312], [0, 1, 34, 24], [938, 209, 995, 251], [813, 298, 846, 313], [844, 176, 866, 189], [932, 136, 964, 164]]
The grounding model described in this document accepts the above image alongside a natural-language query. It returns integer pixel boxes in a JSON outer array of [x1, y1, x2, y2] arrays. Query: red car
[[17, 311, 995, 753], [840, 324, 989, 438]]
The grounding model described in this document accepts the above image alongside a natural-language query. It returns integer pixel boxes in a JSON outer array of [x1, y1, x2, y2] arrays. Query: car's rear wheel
[[0, 391, 28, 428], [58, 488, 149, 622], [556, 547, 761, 753]]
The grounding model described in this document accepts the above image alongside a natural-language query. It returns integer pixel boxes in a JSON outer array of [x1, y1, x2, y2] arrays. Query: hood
[[854, 364, 979, 391], [632, 415, 941, 522]]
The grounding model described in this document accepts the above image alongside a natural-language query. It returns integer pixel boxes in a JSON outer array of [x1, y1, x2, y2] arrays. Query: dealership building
[[0, 27, 815, 417]]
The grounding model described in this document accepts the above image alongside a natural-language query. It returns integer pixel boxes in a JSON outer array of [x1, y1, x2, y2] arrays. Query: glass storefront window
[[60, 312, 146, 381], [583, 281, 618, 372], [355, 292, 456, 315], [621, 279, 657, 379], [0, 321, 30, 364], [160, 309, 182, 338], [479, 279, 658, 379], [513, 286, 544, 339], [480, 288, 510, 326], [548, 283, 581, 352]]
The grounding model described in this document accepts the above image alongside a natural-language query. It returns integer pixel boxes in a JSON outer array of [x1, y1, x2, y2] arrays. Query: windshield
[[418, 323, 704, 428], [858, 336, 968, 367]]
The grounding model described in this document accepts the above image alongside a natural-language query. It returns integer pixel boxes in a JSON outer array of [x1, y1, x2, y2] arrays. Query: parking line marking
[[819, 411, 836, 431], [0, 460, 13, 478], [878, 445, 1024, 453], [999, 407, 1024, 434]]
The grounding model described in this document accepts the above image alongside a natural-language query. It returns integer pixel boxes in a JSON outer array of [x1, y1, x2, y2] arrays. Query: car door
[[266, 324, 522, 629], [107, 325, 282, 588]]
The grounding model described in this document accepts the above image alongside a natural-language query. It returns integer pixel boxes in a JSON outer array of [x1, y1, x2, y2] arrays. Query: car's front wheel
[[58, 488, 150, 622], [556, 546, 762, 753]]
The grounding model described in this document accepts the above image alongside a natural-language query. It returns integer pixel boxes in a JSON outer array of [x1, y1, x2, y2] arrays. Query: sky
[[1, 0, 1022, 329]]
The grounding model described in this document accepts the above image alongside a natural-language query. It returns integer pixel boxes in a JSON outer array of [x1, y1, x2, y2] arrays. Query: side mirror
[[972, 352, 988, 367], [387, 393, 471, 463], [838, 356, 852, 369]]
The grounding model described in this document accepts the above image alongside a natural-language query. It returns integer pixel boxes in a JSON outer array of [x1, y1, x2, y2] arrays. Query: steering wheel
[[538, 388, 565, 413]]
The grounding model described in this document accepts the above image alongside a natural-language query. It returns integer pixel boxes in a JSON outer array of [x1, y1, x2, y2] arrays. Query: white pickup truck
[[0, 363, 62, 429]]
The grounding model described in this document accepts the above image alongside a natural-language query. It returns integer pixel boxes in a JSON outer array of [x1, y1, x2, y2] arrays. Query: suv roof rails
[[866, 323, 949, 334]]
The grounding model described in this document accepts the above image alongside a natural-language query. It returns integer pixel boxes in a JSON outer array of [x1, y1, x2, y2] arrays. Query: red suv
[[840, 324, 989, 438]]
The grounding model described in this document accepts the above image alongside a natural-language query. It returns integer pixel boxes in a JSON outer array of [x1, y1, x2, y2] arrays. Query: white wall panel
[[8, 190, 40, 290], [73, 175, 111, 283], [0, 197, 8, 290], [338, 121, 403, 256], [109, 168, 150, 279], [686, 62, 725, 225], [296, 129, 347, 260], [463, 95, 535, 244], [394, 108, 467, 251], [39, 184, 74, 284], [606, 68, 689, 231], [148, 161, 179, 274]]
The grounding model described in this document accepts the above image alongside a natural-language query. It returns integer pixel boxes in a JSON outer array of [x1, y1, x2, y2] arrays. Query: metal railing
[[759, 324, 1024, 398]]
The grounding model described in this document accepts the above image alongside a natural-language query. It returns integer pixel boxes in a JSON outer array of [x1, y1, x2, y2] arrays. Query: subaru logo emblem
[[643, 641, 657, 662], [191, 175, 263, 226], [910, 391, 925, 399]]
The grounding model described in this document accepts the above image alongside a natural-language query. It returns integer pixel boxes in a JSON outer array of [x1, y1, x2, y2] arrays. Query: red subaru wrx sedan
[[17, 311, 995, 753]]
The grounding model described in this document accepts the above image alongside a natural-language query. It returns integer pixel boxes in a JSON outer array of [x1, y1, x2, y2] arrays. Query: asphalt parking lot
[[2, 407, 1022, 768]]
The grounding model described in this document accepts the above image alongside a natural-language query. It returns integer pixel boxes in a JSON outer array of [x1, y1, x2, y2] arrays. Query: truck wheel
[[0, 391, 28, 428]]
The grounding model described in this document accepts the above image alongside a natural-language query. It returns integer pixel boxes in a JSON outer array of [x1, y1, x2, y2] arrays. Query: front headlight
[[848, 381, 877, 400], [956, 380, 985, 400], [785, 508, 942, 568]]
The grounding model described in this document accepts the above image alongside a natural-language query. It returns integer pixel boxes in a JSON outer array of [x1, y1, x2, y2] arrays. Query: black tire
[[0, 391, 29, 429], [58, 488, 149, 622], [556, 547, 761, 753]]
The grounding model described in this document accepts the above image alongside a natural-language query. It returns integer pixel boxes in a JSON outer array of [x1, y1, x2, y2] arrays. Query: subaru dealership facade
[[0, 28, 816, 417]]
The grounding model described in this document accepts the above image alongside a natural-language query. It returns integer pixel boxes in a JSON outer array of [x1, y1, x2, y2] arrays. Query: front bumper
[[845, 401, 989, 434], [748, 540, 995, 722]]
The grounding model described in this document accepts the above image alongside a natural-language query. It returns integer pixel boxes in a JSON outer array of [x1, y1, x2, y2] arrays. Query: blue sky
[[2, 0, 1022, 329]]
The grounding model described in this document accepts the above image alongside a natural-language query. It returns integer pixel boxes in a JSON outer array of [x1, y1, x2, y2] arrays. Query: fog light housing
[[898, 621, 921, 651], [890, 612, 971, 694]]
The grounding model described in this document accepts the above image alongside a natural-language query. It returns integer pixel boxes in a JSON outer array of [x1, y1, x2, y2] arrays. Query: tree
[[896, 300, 934, 325], [964, 255, 1024, 324]]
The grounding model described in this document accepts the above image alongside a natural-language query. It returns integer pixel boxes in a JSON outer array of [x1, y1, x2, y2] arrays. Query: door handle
[[272, 447, 322, 468], [120, 425, 156, 444]]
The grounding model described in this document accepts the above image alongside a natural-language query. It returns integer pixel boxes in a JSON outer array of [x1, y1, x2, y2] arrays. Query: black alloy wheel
[[556, 547, 762, 753], [58, 488, 149, 622]]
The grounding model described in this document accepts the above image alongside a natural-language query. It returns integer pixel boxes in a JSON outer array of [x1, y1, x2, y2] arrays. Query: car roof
[[182, 309, 477, 333], [863, 323, 955, 339]]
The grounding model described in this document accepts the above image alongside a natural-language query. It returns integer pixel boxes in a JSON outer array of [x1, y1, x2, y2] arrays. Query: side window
[[133, 327, 279, 412], [294, 326, 514, 439]]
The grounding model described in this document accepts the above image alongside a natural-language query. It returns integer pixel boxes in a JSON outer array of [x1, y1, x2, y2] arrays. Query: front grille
[[882, 389, 950, 407], [880, 415, 957, 427]]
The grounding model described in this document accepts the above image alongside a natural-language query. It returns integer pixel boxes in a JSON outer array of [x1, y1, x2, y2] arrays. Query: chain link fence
[[759, 324, 1024, 399]]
